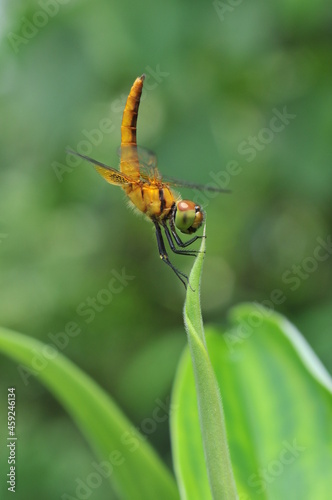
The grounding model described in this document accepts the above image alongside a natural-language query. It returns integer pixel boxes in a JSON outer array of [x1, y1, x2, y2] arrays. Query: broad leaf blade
[[172, 303, 332, 499], [171, 346, 212, 500], [0, 328, 179, 500], [223, 304, 332, 499]]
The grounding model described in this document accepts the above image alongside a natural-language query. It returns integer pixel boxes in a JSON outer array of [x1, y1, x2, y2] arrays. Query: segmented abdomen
[[120, 75, 145, 180]]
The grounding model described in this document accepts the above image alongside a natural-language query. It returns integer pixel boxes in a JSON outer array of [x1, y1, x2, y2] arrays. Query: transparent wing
[[119, 146, 231, 192], [118, 145, 161, 182], [67, 150, 133, 186], [161, 175, 231, 193]]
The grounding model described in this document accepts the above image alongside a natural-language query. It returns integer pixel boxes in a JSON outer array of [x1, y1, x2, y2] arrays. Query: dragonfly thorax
[[174, 200, 204, 235]]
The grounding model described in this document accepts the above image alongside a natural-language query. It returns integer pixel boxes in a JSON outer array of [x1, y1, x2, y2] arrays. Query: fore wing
[[118, 145, 158, 169], [117, 145, 231, 192], [118, 145, 161, 182], [161, 175, 231, 193], [67, 150, 133, 186]]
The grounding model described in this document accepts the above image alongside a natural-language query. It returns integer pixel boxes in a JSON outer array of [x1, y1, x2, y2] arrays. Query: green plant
[[0, 233, 331, 499]]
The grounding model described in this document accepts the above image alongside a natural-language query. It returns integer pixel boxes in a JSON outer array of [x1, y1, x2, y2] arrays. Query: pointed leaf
[[172, 303, 332, 499], [172, 227, 238, 499], [0, 327, 179, 500]]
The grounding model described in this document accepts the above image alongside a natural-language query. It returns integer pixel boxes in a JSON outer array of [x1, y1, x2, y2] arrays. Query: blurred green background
[[0, 0, 332, 498]]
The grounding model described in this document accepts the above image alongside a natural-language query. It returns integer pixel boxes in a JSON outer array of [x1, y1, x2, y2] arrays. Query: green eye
[[174, 200, 203, 234], [175, 206, 196, 232]]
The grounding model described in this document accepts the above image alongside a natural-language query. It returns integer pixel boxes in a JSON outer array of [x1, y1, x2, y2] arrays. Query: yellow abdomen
[[120, 75, 145, 181]]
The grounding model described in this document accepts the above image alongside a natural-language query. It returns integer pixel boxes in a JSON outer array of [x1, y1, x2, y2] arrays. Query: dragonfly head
[[174, 200, 204, 234]]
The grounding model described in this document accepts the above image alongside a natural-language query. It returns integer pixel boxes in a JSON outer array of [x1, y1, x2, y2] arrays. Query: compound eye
[[174, 200, 204, 234]]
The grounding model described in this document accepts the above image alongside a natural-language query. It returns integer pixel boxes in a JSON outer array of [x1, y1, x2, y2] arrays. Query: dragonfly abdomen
[[120, 75, 145, 181], [120, 75, 145, 147]]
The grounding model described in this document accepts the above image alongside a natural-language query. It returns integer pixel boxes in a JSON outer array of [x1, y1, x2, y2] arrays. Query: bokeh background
[[0, 0, 332, 498]]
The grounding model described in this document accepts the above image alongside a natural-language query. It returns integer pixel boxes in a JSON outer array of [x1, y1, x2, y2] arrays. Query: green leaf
[[172, 226, 238, 499], [172, 302, 332, 499], [0, 328, 179, 500]]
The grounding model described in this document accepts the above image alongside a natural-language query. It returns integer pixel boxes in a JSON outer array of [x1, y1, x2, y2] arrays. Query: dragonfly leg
[[169, 218, 205, 249], [161, 221, 199, 256], [153, 220, 192, 290]]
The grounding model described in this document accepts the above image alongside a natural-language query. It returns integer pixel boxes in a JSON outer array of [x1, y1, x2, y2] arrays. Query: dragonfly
[[68, 75, 230, 288]]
